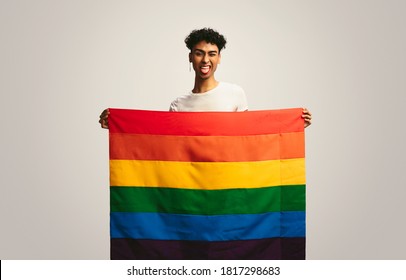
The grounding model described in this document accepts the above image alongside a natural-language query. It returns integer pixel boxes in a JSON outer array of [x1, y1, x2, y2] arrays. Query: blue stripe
[[110, 212, 305, 241]]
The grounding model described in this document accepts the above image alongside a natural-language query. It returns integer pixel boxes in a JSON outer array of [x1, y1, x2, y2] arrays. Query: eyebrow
[[194, 49, 218, 54]]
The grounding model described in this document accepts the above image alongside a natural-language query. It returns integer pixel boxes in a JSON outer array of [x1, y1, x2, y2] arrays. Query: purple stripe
[[111, 238, 305, 260]]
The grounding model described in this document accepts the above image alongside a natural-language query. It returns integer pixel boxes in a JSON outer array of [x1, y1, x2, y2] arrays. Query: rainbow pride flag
[[109, 108, 306, 259]]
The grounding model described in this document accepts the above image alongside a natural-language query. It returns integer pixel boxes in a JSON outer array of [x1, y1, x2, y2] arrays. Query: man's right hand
[[99, 109, 109, 129]]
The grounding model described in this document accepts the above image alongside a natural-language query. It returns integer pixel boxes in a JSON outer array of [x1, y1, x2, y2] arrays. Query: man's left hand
[[302, 108, 312, 128]]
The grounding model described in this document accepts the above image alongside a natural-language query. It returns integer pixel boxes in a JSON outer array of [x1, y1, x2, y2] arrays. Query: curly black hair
[[185, 28, 227, 52]]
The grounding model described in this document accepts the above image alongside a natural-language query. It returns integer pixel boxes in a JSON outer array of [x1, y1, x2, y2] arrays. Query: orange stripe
[[110, 132, 304, 161]]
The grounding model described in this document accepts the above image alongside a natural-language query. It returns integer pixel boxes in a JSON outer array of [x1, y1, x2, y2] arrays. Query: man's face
[[189, 40, 221, 79]]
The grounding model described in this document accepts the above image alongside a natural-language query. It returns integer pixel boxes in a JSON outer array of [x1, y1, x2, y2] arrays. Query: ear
[[189, 52, 192, 62], [218, 53, 222, 64]]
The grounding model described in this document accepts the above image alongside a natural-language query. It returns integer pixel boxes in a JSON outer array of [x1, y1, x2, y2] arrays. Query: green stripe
[[110, 185, 305, 215]]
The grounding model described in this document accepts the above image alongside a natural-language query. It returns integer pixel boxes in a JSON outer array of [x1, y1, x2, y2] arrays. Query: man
[[99, 28, 312, 127], [168, 27, 248, 112]]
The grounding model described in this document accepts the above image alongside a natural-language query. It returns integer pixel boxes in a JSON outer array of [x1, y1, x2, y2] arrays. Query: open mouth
[[200, 65, 210, 74]]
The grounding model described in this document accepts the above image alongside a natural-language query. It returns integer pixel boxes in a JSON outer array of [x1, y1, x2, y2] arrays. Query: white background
[[1, 0, 405, 259]]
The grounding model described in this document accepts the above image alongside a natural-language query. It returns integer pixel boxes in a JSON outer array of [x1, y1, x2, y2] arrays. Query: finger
[[101, 120, 109, 129], [302, 113, 312, 120], [100, 109, 110, 118], [100, 114, 110, 121]]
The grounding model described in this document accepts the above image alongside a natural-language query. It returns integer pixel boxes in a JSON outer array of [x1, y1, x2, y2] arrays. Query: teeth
[[201, 66, 210, 74]]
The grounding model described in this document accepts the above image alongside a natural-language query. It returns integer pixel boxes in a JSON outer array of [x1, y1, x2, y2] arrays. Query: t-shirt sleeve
[[169, 98, 178, 111], [235, 85, 248, 111]]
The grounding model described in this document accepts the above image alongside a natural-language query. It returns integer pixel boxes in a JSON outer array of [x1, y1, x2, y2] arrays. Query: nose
[[203, 54, 210, 63]]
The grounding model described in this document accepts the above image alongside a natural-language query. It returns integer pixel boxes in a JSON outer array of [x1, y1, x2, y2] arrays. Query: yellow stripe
[[110, 159, 305, 190]]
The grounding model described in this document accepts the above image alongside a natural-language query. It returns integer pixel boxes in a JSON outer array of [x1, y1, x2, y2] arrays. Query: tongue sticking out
[[201, 66, 210, 74]]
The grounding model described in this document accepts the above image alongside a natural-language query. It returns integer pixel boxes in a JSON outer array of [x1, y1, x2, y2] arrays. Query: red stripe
[[108, 108, 304, 135]]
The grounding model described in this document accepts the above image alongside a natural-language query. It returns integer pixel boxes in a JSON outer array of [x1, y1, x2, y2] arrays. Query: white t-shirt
[[169, 82, 248, 112]]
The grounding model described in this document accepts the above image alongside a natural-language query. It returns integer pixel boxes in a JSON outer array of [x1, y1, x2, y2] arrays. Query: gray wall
[[1, 0, 405, 259]]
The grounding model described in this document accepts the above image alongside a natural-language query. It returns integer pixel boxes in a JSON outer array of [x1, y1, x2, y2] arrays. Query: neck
[[192, 76, 219, 93]]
